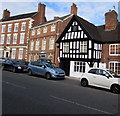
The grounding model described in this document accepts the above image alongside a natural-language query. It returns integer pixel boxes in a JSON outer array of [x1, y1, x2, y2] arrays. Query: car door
[[35, 62, 46, 76], [93, 69, 111, 88]]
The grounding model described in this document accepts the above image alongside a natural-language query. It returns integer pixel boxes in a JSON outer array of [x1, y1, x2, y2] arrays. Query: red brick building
[[0, 3, 47, 61], [27, 3, 77, 67]]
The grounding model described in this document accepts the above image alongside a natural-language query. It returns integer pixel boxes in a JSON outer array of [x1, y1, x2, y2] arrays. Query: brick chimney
[[54, 16, 60, 20], [3, 9, 10, 19], [105, 10, 118, 31], [71, 3, 77, 15], [33, 3, 46, 26]]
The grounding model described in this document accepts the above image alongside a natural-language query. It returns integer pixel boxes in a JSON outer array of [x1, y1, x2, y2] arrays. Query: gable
[[57, 15, 102, 43], [61, 20, 88, 41]]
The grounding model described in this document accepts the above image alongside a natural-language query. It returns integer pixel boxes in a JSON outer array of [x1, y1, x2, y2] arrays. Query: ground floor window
[[0, 50, 3, 57], [74, 61, 86, 73], [109, 62, 120, 75]]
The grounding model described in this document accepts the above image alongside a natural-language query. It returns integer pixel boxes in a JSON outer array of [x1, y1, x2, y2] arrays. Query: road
[[2, 70, 119, 115]]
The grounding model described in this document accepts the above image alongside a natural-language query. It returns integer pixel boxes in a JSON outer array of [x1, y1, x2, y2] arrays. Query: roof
[[57, 15, 120, 44], [97, 23, 120, 43], [32, 14, 72, 28], [57, 15, 102, 43], [0, 12, 37, 22]]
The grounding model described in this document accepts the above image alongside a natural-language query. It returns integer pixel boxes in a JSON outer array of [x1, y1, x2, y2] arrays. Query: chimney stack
[[105, 10, 118, 31], [54, 16, 60, 20], [3, 9, 10, 19], [71, 3, 77, 15]]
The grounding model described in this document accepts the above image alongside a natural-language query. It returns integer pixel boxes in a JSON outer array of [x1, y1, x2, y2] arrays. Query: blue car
[[28, 61, 65, 79]]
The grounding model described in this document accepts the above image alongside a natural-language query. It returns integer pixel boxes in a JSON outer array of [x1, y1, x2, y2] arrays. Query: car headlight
[[18, 66, 21, 69]]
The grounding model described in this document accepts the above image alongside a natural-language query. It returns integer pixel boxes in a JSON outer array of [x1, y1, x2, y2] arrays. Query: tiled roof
[[32, 14, 72, 28], [0, 12, 37, 22]]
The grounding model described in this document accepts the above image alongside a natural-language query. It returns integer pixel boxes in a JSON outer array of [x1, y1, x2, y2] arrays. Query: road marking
[[50, 95, 112, 114], [0, 80, 27, 89]]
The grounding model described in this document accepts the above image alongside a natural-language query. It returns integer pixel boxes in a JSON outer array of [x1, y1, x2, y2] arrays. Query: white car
[[80, 68, 120, 94]]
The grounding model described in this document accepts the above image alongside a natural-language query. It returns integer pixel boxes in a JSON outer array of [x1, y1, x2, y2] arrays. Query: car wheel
[[13, 67, 16, 73], [111, 85, 120, 94], [28, 69, 32, 76], [81, 79, 88, 87], [45, 73, 51, 79]]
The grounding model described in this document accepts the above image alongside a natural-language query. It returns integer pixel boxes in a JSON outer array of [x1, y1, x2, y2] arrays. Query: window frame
[[109, 44, 120, 56]]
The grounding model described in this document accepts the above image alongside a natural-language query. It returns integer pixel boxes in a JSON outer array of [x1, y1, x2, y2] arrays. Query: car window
[[88, 69, 97, 74], [97, 69, 110, 77]]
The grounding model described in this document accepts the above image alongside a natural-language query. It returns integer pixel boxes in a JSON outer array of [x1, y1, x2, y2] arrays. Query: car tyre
[[81, 79, 88, 87], [111, 85, 120, 94], [13, 67, 16, 73], [28, 69, 32, 76], [45, 73, 51, 79]]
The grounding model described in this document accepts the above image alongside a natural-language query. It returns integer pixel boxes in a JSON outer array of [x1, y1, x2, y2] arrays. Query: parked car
[[28, 61, 65, 79], [80, 68, 120, 94], [0, 57, 7, 64], [2, 59, 28, 72]]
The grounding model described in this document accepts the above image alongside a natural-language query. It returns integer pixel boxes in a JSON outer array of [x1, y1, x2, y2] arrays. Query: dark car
[[2, 59, 28, 72]]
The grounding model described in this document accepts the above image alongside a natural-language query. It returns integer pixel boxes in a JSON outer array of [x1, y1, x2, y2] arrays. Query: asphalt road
[[2, 70, 120, 115]]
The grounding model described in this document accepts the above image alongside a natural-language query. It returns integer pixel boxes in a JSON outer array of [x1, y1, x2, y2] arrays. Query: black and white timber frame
[[56, 15, 103, 75]]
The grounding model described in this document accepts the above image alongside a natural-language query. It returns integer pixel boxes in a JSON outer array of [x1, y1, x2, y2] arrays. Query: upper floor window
[[14, 23, 19, 32], [2, 25, 6, 33], [49, 38, 55, 50], [13, 34, 18, 44], [80, 41, 87, 53], [35, 40, 40, 50], [51, 24, 56, 32], [32, 30, 35, 36], [8, 24, 12, 32], [42, 39, 46, 50], [109, 44, 120, 56], [43, 27, 47, 33], [20, 33, 25, 44], [63, 42, 69, 53], [6, 34, 11, 44], [0, 35, 5, 44], [30, 41, 34, 51], [37, 28, 41, 35], [21, 22, 26, 31]]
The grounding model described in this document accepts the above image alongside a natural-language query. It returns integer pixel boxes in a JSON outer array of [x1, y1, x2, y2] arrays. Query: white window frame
[[30, 41, 34, 51], [14, 23, 19, 32], [51, 24, 56, 32], [1, 25, 6, 33], [32, 30, 35, 36], [20, 33, 25, 44], [6, 34, 11, 44], [43, 27, 47, 33], [109, 61, 120, 75], [109, 44, 120, 56], [13, 34, 18, 44], [18, 48, 23, 59], [0, 50, 3, 57], [21, 22, 26, 31], [74, 61, 86, 73], [0, 35, 5, 44], [11, 49, 16, 59], [63, 42, 69, 53], [37, 28, 41, 35], [8, 24, 12, 32], [49, 38, 55, 50], [42, 39, 46, 50], [35, 40, 40, 50], [80, 41, 87, 53]]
